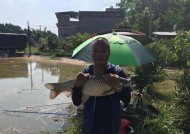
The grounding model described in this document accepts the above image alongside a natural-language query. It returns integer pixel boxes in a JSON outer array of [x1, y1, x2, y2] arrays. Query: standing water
[[0, 58, 85, 133]]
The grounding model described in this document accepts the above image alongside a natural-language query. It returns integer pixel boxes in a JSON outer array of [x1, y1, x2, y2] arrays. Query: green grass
[[24, 46, 72, 58], [140, 68, 186, 134]]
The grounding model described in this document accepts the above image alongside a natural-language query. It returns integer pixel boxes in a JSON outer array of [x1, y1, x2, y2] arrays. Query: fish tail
[[50, 89, 60, 99], [44, 80, 75, 99], [44, 83, 62, 99], [44, 83, 55, 90], [66, 91, 72, 97]]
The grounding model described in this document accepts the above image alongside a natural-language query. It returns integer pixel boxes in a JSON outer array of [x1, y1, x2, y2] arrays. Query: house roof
[[153, 32, 177, 36]]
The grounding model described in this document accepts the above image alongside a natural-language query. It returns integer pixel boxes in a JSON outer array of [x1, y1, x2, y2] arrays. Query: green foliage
[[118, 0, 189, 34], [0, 23, 63, 53], [173, 69, 190, 133], [176, 69, 190, 112], [61, 117, 82, 134], [46, 33, 60, 51], [0, 23, 24, 33], [138, 31, 190, 133], [148, 38, 175, 67], [147, 31, 190, 68], [63, 32, 90, 53], [172, 31, 190, 68], [36, 37, 49, 51], [28, 29, 87, 57], [178, 0, 190, 30], [133, 42, 168, 87], [136, 30, 190, 97], [177, 69, 190, 92], [134, 62, 166, 88], [118, 0, 150, 33], [144, 102, 183, 134], [30, 29, 44, 42]]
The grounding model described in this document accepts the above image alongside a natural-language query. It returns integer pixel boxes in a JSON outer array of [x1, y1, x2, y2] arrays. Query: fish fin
[[44, 83, 55, 90], [66, 91, 72, 98], [82, 95, 90, 103], [50, 89, 59, 99], [101, 88, 115, 95]]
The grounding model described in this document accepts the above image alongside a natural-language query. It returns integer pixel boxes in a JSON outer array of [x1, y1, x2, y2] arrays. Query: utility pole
[[148, 12, 152, 38], [27, 21, 31, 56], [148, 2, 154, 38], [44, 27, 46, 37], [39, 25, 42, 32]]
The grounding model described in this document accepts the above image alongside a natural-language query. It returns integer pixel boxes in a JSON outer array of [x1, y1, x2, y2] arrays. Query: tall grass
[[143, 98, 183, 134], [141, 68, 190, 134]]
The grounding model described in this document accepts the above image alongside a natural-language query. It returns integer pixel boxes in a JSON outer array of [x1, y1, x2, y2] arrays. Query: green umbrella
[[72, 32, 156, 66], [95, 29, 153, 45]]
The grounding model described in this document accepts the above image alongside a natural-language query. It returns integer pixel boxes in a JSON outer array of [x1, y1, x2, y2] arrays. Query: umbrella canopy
[[116, 32, 153, 45], [72, 32, 156, 66], [96, 29, 153, 45]]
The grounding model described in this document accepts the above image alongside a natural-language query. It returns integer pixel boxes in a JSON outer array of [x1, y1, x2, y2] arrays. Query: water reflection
[[0, 58, 28, 78], [0, 58, 86, 133]]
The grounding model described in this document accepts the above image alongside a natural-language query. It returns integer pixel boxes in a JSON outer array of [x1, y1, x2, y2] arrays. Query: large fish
[[45, 75, 130, 103]]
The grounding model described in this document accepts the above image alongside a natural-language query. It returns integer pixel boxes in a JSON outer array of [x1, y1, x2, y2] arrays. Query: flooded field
[[0, 58, 85, 134]]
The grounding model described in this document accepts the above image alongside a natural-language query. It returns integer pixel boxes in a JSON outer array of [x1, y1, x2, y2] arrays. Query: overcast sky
[[0, 0, 120, 35]]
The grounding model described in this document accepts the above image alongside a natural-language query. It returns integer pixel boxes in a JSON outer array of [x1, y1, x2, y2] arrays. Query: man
[[72, 37, 131, 134]]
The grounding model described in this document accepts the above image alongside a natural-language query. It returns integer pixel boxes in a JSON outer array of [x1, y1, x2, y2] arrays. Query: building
[[152, 31, 177, 39], [55, 7, 125, 38]]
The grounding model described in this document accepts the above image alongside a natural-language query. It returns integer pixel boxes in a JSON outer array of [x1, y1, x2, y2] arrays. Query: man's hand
[[103, 73, 122, 89], [74, 72, 89, 88]]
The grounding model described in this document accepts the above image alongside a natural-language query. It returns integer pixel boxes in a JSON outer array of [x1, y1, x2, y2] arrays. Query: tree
[[117, 0, 188, 35], [36, 37, 48, 51], [178, 0, 190, 30], [0, 23, 24, 33], [172, 31, 190, 68], [64, 32, 90, 53]]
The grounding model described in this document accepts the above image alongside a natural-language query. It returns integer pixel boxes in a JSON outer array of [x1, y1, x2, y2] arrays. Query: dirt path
[[24, 55, 89, 66]]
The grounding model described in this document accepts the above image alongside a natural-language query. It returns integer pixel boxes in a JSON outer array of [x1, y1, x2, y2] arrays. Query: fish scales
[[45, 76, 130, 100], [82, 76, 113, 96]]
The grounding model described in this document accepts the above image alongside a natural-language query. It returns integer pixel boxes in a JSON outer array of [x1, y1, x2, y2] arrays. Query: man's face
[[91, 40, 110, 66]]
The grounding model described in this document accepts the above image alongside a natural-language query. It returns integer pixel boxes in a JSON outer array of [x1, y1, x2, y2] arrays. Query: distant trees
[[117, 0, 190, 36], [0, 23, 90, 56], [0, 23, 24, 33]]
